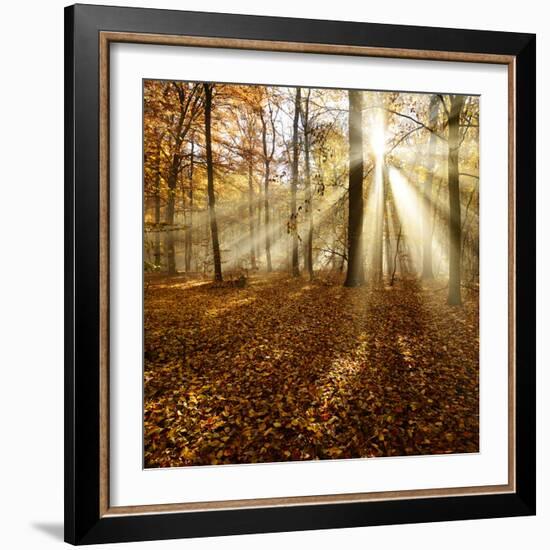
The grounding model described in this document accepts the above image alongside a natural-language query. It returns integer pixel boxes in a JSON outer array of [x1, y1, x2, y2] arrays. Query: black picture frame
[[65, 3, 536, 545]]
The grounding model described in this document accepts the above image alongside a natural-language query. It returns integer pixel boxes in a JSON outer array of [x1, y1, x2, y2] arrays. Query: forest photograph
[[143, 79, 480, 468]]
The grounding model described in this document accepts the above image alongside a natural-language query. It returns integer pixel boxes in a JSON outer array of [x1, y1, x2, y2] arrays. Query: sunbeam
[[388, 166, 447, 277]]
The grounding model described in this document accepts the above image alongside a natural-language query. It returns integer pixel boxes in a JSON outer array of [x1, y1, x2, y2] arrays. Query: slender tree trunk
[[374, 164, 388, 283], [204, 83, 223, 282], [431, 176, 442, 248], [422, 95, 439, 279], [340, 213, 347, 273], [461, 186, 476, 266], [184, 140, 194, 272], [153, 138, 162, 269], [260, 112, 273, 272], [387, 188, 401, 280], [302, 90, 314, 279], [247, 160, 257, 270], [181, 170, 187, 269], [384, 200, 393, 279], [344, 90, 365, 287], [256, 183, 262, 262], [165, 172, 177, 275], [263, 161, 272, 272], [390, 224, 402, 286], [290, 87, 301, 277], [447, 94, 465, 305], [305, 138, 314, 277]]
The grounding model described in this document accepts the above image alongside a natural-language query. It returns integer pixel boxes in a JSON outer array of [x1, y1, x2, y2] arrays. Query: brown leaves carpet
[[144, 273, 479, 468]]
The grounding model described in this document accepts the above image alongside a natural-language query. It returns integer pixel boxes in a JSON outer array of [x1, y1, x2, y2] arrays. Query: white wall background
[[0, 0, 545, 548]]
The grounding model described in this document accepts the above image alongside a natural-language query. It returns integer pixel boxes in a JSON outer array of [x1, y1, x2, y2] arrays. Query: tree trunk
[[290, 87, 301, 277], [344, 90, 366, 287], [260, 111, 273, 272], [165, 171, 177, 275], [184, 139, 194, 272], [247, 160, 257, 270], [390, 224, 402, 287], [340, 215, 347, 273], [256, 183, 262, 263], [162, 82, 203, 275], [374, 164, 388, 283], [301, 90, 314, 279], [263, 162, 272, 272], [204, 83, 223, 282], [384, 200, 393, 279], [422, 95, 439, 279], [153, 138, 162, 269], [447, 94, 465, 305], [165, 92, 185, 275]]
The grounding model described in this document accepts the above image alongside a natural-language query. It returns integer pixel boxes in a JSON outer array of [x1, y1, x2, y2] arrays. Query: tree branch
[[385, 108, 446, 142]]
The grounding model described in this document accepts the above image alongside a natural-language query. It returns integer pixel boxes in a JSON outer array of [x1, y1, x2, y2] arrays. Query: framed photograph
[[64, 3, 536, 545]]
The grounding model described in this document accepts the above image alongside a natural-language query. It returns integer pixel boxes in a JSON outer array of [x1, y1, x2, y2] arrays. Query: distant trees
[[164, 82, 203, 274], [144, 81, 170, 272], [421, 95, 439, 280], [259, 92, 279, 273], [234, 101, 260, 271], [231, 87, 268, 273], [143, 81, 479, 305]]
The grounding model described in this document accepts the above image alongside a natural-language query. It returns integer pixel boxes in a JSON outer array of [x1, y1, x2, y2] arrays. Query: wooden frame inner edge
[[99, 30, 110, 517], [98, 31, 516, 517]]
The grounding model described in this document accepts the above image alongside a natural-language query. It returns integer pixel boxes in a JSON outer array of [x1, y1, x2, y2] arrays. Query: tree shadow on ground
[[144, 273, 479, 467]]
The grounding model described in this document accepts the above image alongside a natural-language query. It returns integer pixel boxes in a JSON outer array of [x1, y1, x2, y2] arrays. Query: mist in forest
[[143, 80, 480, 468]]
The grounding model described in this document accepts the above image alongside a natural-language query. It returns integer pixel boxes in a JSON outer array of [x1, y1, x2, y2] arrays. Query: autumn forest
[[143, 80, 480, 468]]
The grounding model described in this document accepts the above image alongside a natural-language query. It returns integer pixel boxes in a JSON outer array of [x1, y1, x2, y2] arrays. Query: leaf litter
[[144, 273, 479, 467]]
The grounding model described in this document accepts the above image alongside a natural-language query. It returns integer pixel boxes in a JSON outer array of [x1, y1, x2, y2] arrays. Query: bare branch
[[385, 108, 447, 142]]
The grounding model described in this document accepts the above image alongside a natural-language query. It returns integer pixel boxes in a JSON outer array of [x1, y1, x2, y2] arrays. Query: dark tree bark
[[301, 89, 314, 279], [340, 213, 348, 273], [184, 139, 194, 272], [344, 90, 366, 287], [153, 137, 162, 268], [204, 83, 223, 282], [447, 94, 466, 305], [422, 95, 440, 279], [290, 87, 301, 277]]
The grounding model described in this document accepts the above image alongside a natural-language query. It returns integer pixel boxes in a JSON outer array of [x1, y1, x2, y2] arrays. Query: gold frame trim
[[98, 31, 516, 518]]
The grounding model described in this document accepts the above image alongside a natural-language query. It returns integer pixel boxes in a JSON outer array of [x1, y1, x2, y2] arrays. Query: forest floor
[[144, 272, 479, 468]]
